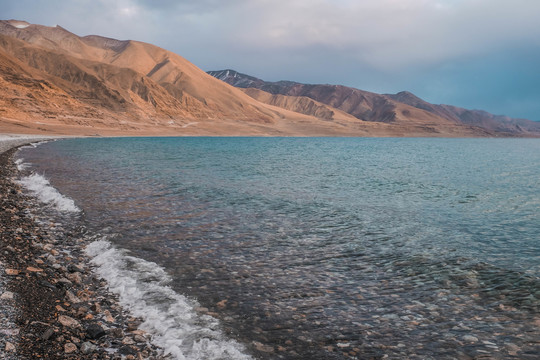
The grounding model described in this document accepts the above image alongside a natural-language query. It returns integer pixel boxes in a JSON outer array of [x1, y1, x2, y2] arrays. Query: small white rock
[[463, 335, 478, 342], [80, 341, 97, 354], [58, 315, 81, 329], [0, 291, 15, 300], [5, 341, 16, 352]]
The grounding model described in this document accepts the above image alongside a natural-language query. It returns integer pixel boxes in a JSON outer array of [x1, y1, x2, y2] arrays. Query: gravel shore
[[0, 135, 55, 154], [0, 137, 166, 359]]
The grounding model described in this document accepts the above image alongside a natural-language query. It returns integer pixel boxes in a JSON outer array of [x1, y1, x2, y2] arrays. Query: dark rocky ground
[[0, 144, 167, 359]]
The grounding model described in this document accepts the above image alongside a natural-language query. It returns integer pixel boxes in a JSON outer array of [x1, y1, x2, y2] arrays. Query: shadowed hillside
[[209, 69, 540, 137]]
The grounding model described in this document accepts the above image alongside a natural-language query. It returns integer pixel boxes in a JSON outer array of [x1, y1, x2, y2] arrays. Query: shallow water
[[18, 137, 540, 359]]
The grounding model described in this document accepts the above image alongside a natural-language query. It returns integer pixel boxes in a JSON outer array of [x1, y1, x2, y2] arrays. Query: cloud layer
[[3, 0, 540, 120]]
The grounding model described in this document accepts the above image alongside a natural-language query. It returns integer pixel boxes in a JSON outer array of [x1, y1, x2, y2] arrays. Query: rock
[[80, 341, 97, 354], [123, 337, 135, 345], [41, 327, 56, 340], [58, 315, 81, 329], [0, 291, 14, 300], [90, 302, 101, 313], [66, 290, 82, 303], [462, 335, 478, 342], [64, 342, 77, 354], [104, 309, 115, 322], [127, 319, 141, 331], [2, 328, 19, 336], [26, 266, 43, 272], [76, 306, 89, 318], [253, 341, 274, 353], [5, 341, 16, 352], [110, 327, 124, 338], [129, 329, 146, 336], [68, 263, 84, 273], [38, 280, 56, 289], [134, 335, 147, 343], [505, 342, 520, 356], [5, 268, 19, 275], [56, 278, 73, 288], [67, 272, 82, 284], [381, 314, 399, 320], [78, 291, 91, 302], [86, 323, 106, 339], [119, 345, 137, 355], [505, 342, 519, 351]]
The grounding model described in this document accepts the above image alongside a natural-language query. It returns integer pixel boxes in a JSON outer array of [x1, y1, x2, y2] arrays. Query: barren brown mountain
[[209, 70, 540, 137], [0, 20, 537, 137], [386, 91, 540, 135]]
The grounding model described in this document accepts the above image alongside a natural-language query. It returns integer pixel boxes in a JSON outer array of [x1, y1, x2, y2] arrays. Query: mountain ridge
[[0, 20, 306, 135], [208, 69, 540, 136], [0, 19, 537, 137]]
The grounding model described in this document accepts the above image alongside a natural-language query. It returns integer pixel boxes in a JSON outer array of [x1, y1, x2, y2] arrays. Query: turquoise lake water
[[18, 137, 540, 359]]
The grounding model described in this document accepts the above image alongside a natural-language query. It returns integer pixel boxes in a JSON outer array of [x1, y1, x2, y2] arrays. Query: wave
[[85, 239, 253, 360], [14, 158, 30, 171], [18, 140, 53, 150], [17, 173, 80, 213]]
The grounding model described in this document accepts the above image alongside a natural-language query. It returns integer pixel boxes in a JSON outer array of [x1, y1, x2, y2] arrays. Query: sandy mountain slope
[[0, 20, 309, 135], [241, 88, 356, 121]]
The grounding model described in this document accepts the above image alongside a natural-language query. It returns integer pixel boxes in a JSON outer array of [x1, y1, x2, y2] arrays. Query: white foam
[[17, 173, 80, 213], [17, 140, 52, 151], [85, 239, 253, 360], [14, 158, 30, 171]]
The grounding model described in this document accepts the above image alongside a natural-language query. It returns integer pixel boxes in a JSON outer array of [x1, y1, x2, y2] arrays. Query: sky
[[2, 0, 540, 121]]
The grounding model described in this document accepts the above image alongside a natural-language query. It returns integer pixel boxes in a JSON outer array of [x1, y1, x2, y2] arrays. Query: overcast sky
[[3, 0, 540, 121]]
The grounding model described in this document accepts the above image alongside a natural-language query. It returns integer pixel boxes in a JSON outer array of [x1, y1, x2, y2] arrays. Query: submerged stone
[[86, 323, 106, 339]]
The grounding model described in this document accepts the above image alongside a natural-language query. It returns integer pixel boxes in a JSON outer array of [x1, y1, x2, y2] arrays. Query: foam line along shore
[[0, 136, 166, 359]]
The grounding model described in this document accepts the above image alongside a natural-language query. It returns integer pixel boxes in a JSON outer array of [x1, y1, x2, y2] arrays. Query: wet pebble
[[64, 342, 77, 353], [58, 315, 81, 329], [86, 323, 106, 339], [80, 341, 97, 354]]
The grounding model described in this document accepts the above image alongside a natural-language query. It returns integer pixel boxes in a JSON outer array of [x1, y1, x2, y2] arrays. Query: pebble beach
[[3, 136, 540, 360], [0, 136, 165, 359]]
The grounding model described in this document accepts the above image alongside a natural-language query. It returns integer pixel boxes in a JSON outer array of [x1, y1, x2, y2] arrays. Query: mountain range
[[208, 70, 540, 136], [0, 19, 538, 137]]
